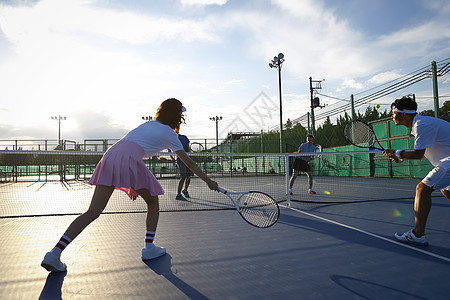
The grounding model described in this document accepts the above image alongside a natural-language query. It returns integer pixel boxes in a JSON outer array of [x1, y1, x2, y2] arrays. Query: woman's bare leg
[[136, 189, 166, 259], [136, 189, 160, 232], [41, 185, 115, 272], [63, 185, 115, 240]]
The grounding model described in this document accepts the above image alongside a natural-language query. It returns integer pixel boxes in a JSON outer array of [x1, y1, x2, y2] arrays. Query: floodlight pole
[[51, 115, 67, 147], [269, 53, 285, 153], [210, 116, 222, 152]]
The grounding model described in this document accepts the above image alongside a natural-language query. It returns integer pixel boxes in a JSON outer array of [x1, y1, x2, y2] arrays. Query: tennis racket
[[190, 142, 205, 152], [218, 187, 280, 228], [344, 120, 385, 150], [315, 144, 322, 158]]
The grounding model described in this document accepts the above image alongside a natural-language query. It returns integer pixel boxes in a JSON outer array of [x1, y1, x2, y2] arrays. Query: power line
[[311, 68, 431, 121], [272, 59, 450, 131], [312, 60, 448, 122], [416, 94, 450, 100], [316, 93, 350, 102]]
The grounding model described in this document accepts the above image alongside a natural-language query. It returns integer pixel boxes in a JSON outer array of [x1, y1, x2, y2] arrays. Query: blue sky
[[0, 0, 449, 144]]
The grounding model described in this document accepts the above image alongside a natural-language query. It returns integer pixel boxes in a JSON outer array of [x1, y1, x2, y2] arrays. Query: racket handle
[[218, 187, 227, 194]]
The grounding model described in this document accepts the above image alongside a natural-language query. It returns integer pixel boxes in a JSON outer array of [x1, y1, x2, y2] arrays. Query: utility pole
[[309, 77, 325, 134], [350, 94, 356, 120], [431, 61, 440, 118]]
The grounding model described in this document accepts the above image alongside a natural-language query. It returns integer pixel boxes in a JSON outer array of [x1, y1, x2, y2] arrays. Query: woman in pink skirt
[[41, 98, 219, 272]]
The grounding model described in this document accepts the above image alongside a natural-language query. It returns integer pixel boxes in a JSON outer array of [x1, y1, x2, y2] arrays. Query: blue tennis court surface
[[1, 190, 449, 299]]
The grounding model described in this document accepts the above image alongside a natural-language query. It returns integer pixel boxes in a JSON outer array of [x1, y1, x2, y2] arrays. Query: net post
[[285, 154, 290, 207]]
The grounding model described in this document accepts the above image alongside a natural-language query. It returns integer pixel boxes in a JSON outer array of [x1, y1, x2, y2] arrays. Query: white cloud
[[224, 79, 244, 85], [224, 0, 450, 82], [335, 79, 363, 92], [214, 1, 373, 80], [181, 0, 227, 6], [0, 0, 223, 140], [0, 0, 220, 48], [368, 70, 404, 84], [0, 0, 449, 142]]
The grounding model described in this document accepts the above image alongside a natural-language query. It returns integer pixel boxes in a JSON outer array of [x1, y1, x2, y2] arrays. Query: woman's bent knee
[[83, 209, 102, 221], [145, 196, 159, 206]]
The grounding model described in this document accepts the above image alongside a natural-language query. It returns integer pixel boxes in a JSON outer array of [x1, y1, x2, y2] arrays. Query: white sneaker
[[41, 252, 67, 272], [394, 229, 428, 246], [141, 244, 166, 260]]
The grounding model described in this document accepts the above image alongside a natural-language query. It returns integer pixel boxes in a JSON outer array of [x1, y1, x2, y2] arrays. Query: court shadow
[[330, 275, 428, 300], [278, 213, 450, 265], [39, 270, 67, 300], [143, 254, 209, 300]]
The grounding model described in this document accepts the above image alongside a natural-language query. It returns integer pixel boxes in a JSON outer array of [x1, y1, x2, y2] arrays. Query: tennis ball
[[375, 104, 380, 109]]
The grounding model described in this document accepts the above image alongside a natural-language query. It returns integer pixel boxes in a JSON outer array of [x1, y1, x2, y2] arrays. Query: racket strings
[[239, 193, 279, 228], [346, 123, 375, 147]]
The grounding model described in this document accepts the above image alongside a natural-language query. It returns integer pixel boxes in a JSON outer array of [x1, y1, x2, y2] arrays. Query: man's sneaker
[[182, 190, 190, 198], [41, 252, 67, 272], [394, 229, 428, 246], [289, 190, 293, 195], [142, 245, 166, 260], [175, 194, 186, 201], [308, 189, 316, 195]]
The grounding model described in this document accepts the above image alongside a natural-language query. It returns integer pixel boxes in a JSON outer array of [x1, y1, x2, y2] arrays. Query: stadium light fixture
[[210, 116, 222, 152], [269, 53, 285, 153], [51, 115, 67, 149]]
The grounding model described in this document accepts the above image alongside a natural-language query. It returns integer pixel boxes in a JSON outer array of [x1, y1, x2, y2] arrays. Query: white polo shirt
[[411, 114, 450, 169], [122, 121, 183, 157]]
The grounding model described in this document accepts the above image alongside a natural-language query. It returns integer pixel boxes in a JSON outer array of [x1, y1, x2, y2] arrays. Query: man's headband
[[392, 107, 416, 114]]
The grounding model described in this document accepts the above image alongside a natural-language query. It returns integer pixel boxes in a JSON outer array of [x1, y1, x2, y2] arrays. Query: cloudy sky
[[0, 0, 449, 145]]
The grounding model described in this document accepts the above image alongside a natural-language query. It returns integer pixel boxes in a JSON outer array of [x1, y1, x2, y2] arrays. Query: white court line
[[281, 204, 450, 263], [0, 219, 22, 228], [315, 181, 417, 193]]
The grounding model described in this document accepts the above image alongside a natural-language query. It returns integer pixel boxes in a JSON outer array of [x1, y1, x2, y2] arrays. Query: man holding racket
[[383, 95, 450, 246], [289, 133, 317, 195]]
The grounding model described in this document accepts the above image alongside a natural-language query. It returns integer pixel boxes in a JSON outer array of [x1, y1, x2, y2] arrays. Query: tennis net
[[0, 150, 427, 218]]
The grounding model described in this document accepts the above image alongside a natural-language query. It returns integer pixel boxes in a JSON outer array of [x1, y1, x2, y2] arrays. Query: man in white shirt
[[384, 95, 450, 246]]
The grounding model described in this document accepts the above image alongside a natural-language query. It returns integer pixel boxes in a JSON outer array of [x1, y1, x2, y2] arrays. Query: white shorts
[[422, 166, 450, 191]]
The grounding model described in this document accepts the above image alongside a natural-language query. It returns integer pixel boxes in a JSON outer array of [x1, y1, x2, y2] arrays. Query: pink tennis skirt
[[89, 140, 164, 199]]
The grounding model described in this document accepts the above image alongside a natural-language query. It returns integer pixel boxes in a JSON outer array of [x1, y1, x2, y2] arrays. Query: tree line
[[232, 101, 449, 153]]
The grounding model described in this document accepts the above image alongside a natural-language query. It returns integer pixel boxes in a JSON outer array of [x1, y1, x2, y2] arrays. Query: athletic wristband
[[394, 149, 404, 161]]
